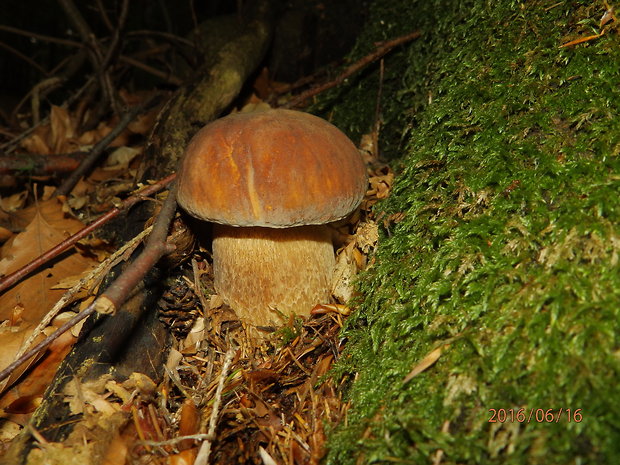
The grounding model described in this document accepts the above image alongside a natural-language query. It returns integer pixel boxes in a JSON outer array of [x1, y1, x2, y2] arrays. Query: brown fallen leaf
[[0, 191, 28, 213], [0, 198, 96, 323], [20, 127, 52, 155], [103, 146, 141, 171], [0, 198, 97, 395], [20, 104, 135, 157], [50, 105, 77, 153], [7, 196, 82, 235], [0, 325, 76, 417], [0, 324, 39, 387]]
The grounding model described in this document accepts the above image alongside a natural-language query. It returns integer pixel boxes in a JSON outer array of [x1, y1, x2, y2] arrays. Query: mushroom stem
[[212, 224, 335, 326]]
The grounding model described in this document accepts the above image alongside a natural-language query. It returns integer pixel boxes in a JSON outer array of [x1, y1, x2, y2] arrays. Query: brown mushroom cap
[[176, 109, 367, 227]]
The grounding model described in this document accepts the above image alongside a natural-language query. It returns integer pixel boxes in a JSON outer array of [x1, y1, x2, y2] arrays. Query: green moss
[[325, 1, 620, 463]]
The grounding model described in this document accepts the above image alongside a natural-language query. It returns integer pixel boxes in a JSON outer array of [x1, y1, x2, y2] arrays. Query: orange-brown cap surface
[[176, 109, 367, 227]]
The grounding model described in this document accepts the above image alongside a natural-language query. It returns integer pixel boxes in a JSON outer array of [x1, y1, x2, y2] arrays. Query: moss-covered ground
[[320, 1, 620, 463]]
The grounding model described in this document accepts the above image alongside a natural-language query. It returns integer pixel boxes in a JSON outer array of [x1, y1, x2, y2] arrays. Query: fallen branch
[[30, 77, 65, 125], [94, 179, 178, 314], [0, 173, 176, 294], [0, 41, 48, 76], [127, 29, 195, 48], [0, 180, 178, 385], [0, 24, 82, 48], [119, 55, 182, 86], [195, 346, 236, 465], [282, 30, 421, 109], [0, 151, 86, 176]]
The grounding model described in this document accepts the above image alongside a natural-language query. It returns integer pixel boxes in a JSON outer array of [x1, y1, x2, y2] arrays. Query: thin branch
[[0, 173, 176, 294], [100, 0, 130, 71], [195, 346, 236, 465], [56, 0, 98, 49], [119, 55, 182, 86], [31, 77, 64, 125], [127, 30, 194, 48], [10, 51, 88, 127], [95, 0, 115, 32], [0, 24, 82, 48], [282, 30, 421, 109], [0, 41, 49, 76], [0, 180, 179, 385], [266, 67, 330, 103]]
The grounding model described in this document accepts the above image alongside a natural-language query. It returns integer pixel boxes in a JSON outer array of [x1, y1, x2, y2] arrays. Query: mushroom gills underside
[[212, 224, 335, 326]]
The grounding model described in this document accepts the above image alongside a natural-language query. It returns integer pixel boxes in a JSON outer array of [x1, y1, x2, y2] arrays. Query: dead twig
[[9, 54, 89, 128], [0, 173, 176, 294], [0, 305, 91, 387], [0, 151, 86, 176], [267, 67, 330, 103], [0, 179, 179, 385], [282, 30, 421, 109], [127, 29, 195, 48], [0, 24, 82, 48], [0, 41, 49, 76], [95, 0, 115, 32], [119, 55, 182, 86], [54, 93, 162, 197], [195, 346, 236, 465], [31, 77, 64, 125], [1, 20, 184, 123]]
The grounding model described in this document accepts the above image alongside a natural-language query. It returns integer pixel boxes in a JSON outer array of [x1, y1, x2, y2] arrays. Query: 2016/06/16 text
[[488, 408, 582, 423]]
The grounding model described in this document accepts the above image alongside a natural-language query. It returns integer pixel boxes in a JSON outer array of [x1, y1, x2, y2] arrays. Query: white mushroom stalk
[[212, 225, 334, 326]]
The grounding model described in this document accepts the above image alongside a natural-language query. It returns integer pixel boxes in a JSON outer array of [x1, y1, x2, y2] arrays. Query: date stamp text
[[488, 408, 582, 423]]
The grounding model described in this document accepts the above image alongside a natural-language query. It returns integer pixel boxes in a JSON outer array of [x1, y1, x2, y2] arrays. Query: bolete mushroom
[[176, 109, 367, 326]]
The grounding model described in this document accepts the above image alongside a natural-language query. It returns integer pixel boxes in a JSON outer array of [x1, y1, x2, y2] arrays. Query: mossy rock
[[323, 1, 620, 463]]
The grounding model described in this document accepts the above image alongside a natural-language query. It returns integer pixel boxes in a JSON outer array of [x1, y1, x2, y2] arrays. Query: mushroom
[[176, 109, 367, 326]]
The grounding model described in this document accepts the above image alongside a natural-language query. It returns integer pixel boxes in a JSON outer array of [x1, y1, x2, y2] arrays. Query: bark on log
[[3, 3, 273, 463]]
